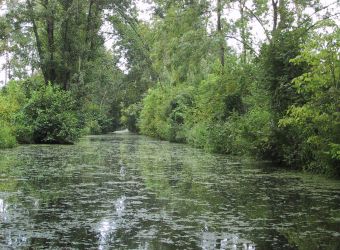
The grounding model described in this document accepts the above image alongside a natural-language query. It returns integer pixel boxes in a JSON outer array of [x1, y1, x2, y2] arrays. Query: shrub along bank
[[0, 77, 117, 147]]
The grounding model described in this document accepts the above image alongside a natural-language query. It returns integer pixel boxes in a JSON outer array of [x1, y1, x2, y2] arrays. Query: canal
[[0, 133, 339, 249]]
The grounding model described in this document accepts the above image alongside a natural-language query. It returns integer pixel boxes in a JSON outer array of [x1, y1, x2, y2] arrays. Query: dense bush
[[235, 107, 273, 156], [279, 29, 340, 176], [138, 69, 273, 156], [139, 84, 195, 142], [18, 84, 81, 144], [0, 81, 26, 148], [121, 102, 143, 133], [184, 73, 240, 153], [184, 71, 270, 155], [80, 103, 113, 135], [0, 122, 16, 148], [0, 77, 121, 148]]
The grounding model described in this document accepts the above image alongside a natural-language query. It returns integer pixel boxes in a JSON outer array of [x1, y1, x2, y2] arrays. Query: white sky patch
[[135, 0, 155, 22]]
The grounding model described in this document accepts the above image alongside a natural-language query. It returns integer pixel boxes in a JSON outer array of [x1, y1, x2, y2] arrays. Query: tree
[[279, 25, 340, 175]]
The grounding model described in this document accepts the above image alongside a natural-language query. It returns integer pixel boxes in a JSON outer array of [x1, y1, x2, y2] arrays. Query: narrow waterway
[[0, 133, 339, 249]]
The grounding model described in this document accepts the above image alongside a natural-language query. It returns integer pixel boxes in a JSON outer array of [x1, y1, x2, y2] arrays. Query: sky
[[0, 0, 339, 87]]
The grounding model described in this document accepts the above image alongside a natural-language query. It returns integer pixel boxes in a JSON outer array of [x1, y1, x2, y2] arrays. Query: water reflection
[[138, 241, 150, 250], [115, 196, 126, 217], [201, 232, 256, 250], [98, 218, 116, 250], [0, 198, 4, 213], [2, 232, 28, 248], [0, 197, 29, 248], [97, 195, 127, 249], [120, 164, 126, 179], [0, 133, 339, 249], [0, 198, 8, 222]]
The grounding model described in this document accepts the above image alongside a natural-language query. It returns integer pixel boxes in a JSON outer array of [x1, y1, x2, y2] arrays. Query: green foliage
[[194, 72, 244, 121], [0, 75, 117, 147], [0, 81, 27, 116], [184, 64, 270, 155], [260, 29, 306, 116], [139, 86, 170, 139], [257, 27, 309, 165], [150, 2, 211, 84], [81, 49, 124, 131], [236, 107, 273, 156], [139, 65, 272, 156], [18, 83, 81, 144], [139, 84, 194, 142], [279, 28, 340, 176], [0, 121, 17, 149], [121, 102, 143, 133], [81, 102, 113, 135], [0, 80, 27, 148], [183, 72, 240, 153], [187, 120, 235, 153]]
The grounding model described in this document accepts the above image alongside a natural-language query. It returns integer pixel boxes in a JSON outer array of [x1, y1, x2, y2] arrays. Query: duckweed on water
[[0, 133, 339, 249]]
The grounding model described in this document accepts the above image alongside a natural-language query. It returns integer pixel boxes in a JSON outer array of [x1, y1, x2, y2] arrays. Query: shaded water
[[0, 133, 339, 249]]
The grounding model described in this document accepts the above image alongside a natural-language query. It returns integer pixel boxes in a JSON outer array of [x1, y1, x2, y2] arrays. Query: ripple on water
[[0, 133, 339, 249]]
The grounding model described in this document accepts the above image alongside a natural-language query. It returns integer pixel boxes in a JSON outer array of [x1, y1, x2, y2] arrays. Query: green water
[[0, 133, 339, 249]]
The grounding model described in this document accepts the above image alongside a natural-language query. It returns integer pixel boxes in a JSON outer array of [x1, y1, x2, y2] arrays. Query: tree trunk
[[217, 0, 224, 67], [62, 23, 69, 90], [26, 0, 48, 83], [45, 0, 56, 83], [4, 43, 9, 85], [277, 0, 288, 31], [239, 0, 247, 63], [85, 0, 95, 61], [272, 0, 278, 33]]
